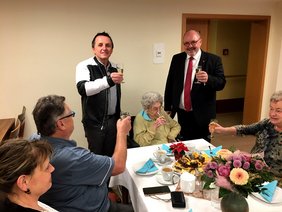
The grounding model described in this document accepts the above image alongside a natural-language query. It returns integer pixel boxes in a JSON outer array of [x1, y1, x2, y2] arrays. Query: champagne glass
[[116, 63, 124, 83], [194, 65, 202, 84], [208, 119, 218, 141], [157, 107, 166, 121], [120, 111, 130, 119]]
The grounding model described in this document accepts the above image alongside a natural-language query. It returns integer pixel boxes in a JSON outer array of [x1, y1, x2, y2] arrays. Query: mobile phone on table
[[143, 186, 170, 195], [171, 191, 186, 208]]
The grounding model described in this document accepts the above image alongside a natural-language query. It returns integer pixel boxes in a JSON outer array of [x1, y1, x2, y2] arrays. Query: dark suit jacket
[[164, 50, 226, 127]]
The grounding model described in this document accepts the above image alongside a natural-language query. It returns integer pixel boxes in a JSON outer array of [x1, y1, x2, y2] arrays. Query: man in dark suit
[[164, 29, 226, 142]]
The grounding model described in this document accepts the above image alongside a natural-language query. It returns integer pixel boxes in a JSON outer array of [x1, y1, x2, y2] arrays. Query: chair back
[[9, 119, 21, 139], [18, 106, 26, 137], [127, 116, 140, 148]]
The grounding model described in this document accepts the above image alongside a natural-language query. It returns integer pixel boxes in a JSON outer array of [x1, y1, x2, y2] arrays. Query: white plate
[[156, 173, 180, 185], [133, 161, 159, 176], [251, 186, 282, 204]]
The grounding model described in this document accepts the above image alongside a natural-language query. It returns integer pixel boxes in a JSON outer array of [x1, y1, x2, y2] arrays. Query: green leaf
[[219, 187, 231, 198]]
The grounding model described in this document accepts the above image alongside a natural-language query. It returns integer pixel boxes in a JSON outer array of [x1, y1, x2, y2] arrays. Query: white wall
[[1, 0, 282, 148]]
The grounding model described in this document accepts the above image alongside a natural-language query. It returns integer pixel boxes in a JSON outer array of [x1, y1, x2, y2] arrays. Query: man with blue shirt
[[32, 95, 133, 212]]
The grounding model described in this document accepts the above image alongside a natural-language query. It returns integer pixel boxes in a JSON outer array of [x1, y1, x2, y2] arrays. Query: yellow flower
[[217, 149, 233, 160], [229, 168, 249, 185]]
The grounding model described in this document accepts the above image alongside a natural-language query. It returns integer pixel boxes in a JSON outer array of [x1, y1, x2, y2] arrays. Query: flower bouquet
[[169, 142, 188, 160], [201, 149, 274, 198]]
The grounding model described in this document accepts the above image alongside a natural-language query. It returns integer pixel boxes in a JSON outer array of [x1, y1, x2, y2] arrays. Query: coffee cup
[[180, 172, 196, 193], [153, 149, 167, 164], [186, 143, 196, 152], [161, 166, 175, 182]]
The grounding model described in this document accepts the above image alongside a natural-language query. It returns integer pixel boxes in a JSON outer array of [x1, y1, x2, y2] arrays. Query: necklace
[[274, 125, 282, 132]]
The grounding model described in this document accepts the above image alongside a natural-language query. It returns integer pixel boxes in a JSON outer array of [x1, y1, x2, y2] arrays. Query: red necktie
[[184, 57, 193, 111]]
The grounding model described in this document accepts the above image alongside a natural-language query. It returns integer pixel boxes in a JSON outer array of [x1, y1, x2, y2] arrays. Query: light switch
[[153, 43, 165, 64]]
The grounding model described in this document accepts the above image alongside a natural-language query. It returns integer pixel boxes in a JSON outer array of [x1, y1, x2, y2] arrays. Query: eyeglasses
[[58, 111, 75, 120], [183, 38, 201, 47]]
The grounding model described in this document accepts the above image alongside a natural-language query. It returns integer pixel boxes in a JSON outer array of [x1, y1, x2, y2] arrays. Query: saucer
[[156, 173, 180, 185], [152, 156, 173, 166]]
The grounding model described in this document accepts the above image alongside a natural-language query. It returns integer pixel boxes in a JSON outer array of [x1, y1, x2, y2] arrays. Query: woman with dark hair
[[0, 139, 57, 211]]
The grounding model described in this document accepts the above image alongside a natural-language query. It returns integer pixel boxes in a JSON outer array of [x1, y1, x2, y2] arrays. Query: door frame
[[182, 14, 270, 124]]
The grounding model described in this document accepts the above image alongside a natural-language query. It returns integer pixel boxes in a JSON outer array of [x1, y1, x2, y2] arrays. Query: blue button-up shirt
[[40, 136, 114, 212]]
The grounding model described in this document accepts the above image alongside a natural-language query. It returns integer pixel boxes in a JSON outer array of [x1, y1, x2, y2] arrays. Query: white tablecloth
[[110, 139, 282, 212]]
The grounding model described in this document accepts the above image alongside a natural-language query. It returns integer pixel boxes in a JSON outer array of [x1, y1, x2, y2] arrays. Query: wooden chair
[[9, 119, 21, 139], [18, 106, 26, 138]]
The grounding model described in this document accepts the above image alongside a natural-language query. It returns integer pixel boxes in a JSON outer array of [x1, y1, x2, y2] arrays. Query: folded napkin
[[260, 180, 278, 202], [203, 145, 222, 157], [162, 144, 172, 154], [136, 159, 158, 174]]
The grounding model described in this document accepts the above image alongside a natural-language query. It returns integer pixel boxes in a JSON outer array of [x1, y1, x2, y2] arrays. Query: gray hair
[[32, 95, 66, 136], [270, 90, 282, 102], [141, 91, 163, 110]]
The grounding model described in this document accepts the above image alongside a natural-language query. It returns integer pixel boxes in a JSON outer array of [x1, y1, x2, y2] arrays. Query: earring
[[24, 188, 31, 194]]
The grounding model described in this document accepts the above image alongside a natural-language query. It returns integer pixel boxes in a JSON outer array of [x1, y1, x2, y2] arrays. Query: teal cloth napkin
[[136, 159, 158, 174], [162, 144, 172, 154], [260, 180, 278, 202], [203, 145, 222, 157]]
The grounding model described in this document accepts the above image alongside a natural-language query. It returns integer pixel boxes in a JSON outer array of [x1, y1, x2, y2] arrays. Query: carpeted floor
[[212, 112, 256, 153]]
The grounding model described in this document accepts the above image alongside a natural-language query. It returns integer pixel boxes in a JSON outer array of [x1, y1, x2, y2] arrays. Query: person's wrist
[[106, 75, 115, 86]]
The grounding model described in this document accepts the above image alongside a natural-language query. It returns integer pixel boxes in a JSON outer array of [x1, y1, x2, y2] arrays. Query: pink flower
[[229, 168, 249, 185], [210, 162, 218, 169], [218, 165, 230, 177], [233, 160, 242, 168], [242, 162, 250, 170], [216, 174, 233, 191], [206, 170, 214, 178], [255, 160, 264, 170]]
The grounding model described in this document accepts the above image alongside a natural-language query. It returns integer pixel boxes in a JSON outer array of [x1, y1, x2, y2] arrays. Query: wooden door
[[243, 20, 269, 124], [184, 20, 209, 51]]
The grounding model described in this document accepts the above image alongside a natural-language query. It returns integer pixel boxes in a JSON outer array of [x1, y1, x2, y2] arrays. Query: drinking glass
[[210, 186, 221, 209], [208, 119, 218, 141], [120, 111, 130, 119], [194, 65, 202, 84], [116, 63, 124, 83]]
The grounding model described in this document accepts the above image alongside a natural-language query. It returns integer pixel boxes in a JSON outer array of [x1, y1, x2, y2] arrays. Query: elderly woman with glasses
[[210, 90, 282, 180], [133, 91, 181, 147]]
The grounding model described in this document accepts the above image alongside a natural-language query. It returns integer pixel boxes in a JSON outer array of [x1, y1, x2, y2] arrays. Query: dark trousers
[[108, 201, 134, 212], [177, 109, 210, 142], [83, 116, 117, 157]]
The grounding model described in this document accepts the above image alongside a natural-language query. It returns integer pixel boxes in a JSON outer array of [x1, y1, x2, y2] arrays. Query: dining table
[[0, 118, 15, 141], [109, 139, 282, 212]]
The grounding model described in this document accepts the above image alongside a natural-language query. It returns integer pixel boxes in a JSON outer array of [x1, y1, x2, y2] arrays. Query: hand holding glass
[[120, 111, 130, 119], [116, 63, 124, 83], [194, 65, 202, 84], [209, 119, 218, 138]]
